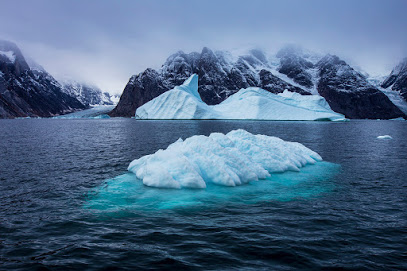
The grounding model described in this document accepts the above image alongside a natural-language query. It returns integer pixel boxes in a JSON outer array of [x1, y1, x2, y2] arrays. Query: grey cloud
[[1, 0, 406, 94]]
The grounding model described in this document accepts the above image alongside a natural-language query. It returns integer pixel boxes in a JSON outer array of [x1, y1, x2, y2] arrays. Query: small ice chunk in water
[[128, 129, 323, 189], [377, 135, 393, 139]]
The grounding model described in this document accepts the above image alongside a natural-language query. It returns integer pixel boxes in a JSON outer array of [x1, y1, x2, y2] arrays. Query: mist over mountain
[[0, 40, 86, 118], [0, 40, 119, 118]]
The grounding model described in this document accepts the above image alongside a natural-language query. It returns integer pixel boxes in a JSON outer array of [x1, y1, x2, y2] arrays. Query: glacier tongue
[[135, 74, 345, 121], [128, 129, 323, 189]]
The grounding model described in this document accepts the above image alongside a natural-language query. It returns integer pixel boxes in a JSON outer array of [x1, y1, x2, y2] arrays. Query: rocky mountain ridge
[[0, 39, 118, 118], [382, 58, 407, 102], [0, 40, 85, 118], [59, 79, 115, 106], [110, 46, 405, 119]]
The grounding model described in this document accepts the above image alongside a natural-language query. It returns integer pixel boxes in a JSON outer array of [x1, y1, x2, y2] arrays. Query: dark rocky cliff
[[0, 40, 85, 118]]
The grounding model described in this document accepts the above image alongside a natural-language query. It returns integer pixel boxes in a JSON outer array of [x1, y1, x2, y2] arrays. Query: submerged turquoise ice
[[85, 161, 340, 211], [85, 129, 341, 212]]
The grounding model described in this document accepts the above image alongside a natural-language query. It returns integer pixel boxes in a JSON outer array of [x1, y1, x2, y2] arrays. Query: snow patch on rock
[[0, 50, 15, 63]]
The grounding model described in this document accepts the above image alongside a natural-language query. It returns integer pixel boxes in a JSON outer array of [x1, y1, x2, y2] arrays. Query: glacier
[[53, 105, 115, 119], [128, 129, 323, 189], [135, 74, 346, 121]]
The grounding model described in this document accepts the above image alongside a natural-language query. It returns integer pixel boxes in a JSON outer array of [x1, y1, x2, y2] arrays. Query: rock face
[[382, 58, 407, 102], [0, 40, 85, 118], [316, 55, 404, 119], [111, 46, 405, 119], [60, 80, 114, 106], [109, 47, 309, 117], [276, 46, 315, 88]]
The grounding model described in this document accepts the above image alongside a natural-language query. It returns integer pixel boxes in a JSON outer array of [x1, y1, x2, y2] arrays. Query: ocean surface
[[0, 119, 406, 270]]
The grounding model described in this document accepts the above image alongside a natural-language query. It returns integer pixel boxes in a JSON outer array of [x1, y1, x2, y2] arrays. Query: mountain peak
[[276, 44, 304, 58], [249, 49, 267, 64]]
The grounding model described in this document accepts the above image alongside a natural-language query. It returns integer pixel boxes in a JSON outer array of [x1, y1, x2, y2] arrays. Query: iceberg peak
[[175, 74, 201, 101]]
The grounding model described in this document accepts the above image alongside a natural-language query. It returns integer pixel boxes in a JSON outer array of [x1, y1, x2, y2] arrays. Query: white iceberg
[[135, 74, 346, 121], [128, 129, 323, 189], [377, 135, 393, 139]]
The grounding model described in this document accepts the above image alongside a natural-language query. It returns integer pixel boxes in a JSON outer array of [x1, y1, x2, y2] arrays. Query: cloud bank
[[1, 0, 406, 94]]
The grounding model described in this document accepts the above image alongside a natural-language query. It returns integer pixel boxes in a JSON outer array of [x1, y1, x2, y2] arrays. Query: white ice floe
[[128, 129, 322, 189], [135, 74, 345, 121], [377, 135, 393, 139]]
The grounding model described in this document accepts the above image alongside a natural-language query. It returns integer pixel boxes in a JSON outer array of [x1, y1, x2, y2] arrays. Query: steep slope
[[109, 48, 309, 117], [382, 58, 407, 102], [316, 55, 404, 119], [368, 75, 407, 115], [275, 45, 315, 89], [0, 40, 85, 118]]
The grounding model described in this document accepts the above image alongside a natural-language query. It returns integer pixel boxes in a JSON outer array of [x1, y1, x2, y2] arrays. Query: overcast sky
[[1, 0, 407, 94]]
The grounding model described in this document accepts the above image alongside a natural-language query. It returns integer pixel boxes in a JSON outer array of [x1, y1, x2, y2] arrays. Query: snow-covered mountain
[[59, 79, 115, 106], [368, 73, 407, 116], [381, 58, 407, 103], [135, 74, 345, 121], [111, 46, 405, 119], [0, 40, 85, 118], [26, 57, 118, 107]]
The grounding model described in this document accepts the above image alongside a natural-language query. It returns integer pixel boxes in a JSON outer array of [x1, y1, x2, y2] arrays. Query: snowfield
[[135, 74, 346, 121]]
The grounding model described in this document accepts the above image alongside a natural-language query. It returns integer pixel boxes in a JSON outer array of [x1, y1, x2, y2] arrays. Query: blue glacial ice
[[135, 74, 346, 121], [128, 129, 323, 189], [85, 161, 340, 211]]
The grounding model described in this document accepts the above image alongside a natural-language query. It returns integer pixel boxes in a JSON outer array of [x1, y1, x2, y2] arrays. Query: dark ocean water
[[0, 119, 406, 270]]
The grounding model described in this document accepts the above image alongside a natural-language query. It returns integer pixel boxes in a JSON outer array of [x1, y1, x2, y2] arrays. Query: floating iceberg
[[135, 74, 346, 121], [128, 129, 323, 189], [377, 135, 393, 139]]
